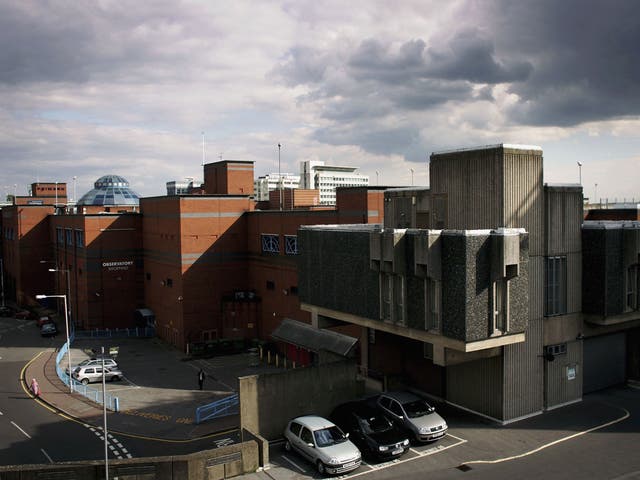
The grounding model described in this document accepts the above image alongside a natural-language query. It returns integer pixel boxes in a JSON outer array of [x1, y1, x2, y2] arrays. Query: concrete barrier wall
[[240, 360, 362, 440], [0, 441, 259, 480]]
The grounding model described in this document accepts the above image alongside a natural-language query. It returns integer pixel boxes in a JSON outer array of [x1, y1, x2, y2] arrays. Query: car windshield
[[360, 415, 393, 434], [314, 426, 347, 447], [402, 400, 432, 418]]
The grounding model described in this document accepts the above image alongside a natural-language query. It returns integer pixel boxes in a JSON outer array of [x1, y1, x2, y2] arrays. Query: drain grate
[[457, 464, 472, 472]]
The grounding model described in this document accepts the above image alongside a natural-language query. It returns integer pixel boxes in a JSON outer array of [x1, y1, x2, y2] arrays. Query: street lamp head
[[48, 268, 56, 272], [36, 295, 47, 299]]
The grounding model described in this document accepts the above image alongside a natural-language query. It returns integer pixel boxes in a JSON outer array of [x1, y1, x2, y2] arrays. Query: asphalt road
[[0, 316, 241, 466], [0, 316, 122, 465]]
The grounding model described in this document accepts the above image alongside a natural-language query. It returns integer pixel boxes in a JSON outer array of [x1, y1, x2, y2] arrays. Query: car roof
[[380, 391, 425, 404], [334, 400, 379, 418], [292, 415, 336, 430]]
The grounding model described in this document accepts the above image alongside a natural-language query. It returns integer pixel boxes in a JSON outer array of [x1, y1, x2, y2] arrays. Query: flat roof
[[432, 143, 542, 155]]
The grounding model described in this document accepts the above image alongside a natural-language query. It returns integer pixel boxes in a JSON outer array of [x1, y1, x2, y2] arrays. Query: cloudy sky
[[1, 0, 639, 202]]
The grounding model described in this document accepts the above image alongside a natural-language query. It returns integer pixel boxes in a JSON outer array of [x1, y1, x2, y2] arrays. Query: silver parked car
[[72, 365, 123, 385], [65, 357, 117, 375], [376, 391, 448, 442], [284, 415, 362, 475]]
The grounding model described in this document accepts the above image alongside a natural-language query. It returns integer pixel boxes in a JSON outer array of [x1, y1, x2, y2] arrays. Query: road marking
[[0, 411, 3, 415], [463, 407, 631, 466], [348, 437, 467, 479], [11, 421, 31, 439], [446, 433, 466, 442], [41, 449, 54, 463], [281, 454, 307, 473]]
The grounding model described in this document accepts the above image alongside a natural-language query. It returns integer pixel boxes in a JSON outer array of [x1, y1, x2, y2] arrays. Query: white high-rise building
[[300, 160, 369, 205], [166, 178, 201, 195], [254, 173, 301, 201]]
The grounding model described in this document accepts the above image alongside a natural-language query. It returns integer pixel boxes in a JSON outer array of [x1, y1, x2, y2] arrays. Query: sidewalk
[[23, 346, 239, 441]]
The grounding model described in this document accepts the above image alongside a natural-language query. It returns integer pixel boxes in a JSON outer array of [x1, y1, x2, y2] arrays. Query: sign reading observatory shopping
[[102, 261, 134, 271]]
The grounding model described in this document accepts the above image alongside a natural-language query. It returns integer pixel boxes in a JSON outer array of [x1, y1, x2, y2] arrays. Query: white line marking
[[0, 411, 3, 415], [121, 448, 129, 454], [446, 433, 467, 442], [41, 449, 54, 463], [281, 454, 307, 473], [108, 444, 115, 451], [348, 438, 467, 479], [126, 453, 133, 458], [11, 421, 31, 439], [464, 407, 631, 466]]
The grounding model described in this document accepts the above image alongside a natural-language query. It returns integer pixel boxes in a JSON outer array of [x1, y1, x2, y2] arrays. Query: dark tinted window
[[402, 400, 432, 418]]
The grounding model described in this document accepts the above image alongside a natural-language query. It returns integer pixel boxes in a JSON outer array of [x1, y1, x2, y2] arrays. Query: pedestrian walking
[[30, 378, 40, 397], [198, 369, 205, 390]]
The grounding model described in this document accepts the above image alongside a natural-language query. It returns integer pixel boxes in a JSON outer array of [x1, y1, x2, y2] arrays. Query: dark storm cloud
[[492, 0, 640, 125], [276, 28, 527, 156], [315, 124, 420, 158], [348, 34, 531, 85]]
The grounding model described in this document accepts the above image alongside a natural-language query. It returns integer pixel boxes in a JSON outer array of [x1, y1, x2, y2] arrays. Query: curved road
[[0, 316, 134, 465]]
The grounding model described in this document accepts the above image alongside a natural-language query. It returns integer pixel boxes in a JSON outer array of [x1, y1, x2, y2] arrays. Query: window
[[300, 427, 313, 445], [424, 278, 441, 333], [261, 234, 280, 254], [380, 273, 392, 321], [289, 286, 298, 295], [627, 264, 639, 311], [424, 342, 433, 360], [166, 278, 173, 287], [545, 256, 567, 316], [492, 278, 509, 335], [75, 230, 84, 248], [381, 273, 405, 324], [65, 228, 73, 246], [266, 280, 275, 290], [285, 235, 298, 255], [545, 343, 567, 356], [57, 227, 64, 244]]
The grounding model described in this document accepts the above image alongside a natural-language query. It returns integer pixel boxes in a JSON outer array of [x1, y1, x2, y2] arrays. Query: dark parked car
[[14, 309, 32, 320], [330, 400, 410, 461], [40, 322, 57, 337]]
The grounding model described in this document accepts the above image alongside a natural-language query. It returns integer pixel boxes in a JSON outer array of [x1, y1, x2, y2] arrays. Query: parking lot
[[253, 385, 639, 480]]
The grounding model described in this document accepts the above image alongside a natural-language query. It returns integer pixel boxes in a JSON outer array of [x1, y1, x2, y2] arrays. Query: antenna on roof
[[201, 132, 205, 166]]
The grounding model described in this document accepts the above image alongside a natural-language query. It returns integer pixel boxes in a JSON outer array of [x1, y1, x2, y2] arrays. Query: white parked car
[[284, 415, 362, 475], [376, 391, 448, 442], [72, 365, 123, 385]]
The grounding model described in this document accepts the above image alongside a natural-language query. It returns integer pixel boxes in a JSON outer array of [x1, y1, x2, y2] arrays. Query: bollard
[[267, 350, 271, 364], [275, 354, 279, 368], [284, 357, 287, 369], [114, 397, 120, 412]]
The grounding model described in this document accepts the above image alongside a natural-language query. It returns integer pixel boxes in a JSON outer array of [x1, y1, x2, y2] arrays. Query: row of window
[[261, 234, 298, 255], [56, 227, 85, 248]]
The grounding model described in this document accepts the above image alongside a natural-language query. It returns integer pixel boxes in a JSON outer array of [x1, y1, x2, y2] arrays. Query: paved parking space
[[267, 432, 468, 480]]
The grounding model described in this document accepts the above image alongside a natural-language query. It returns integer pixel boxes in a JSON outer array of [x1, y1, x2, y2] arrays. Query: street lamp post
[[577, 161, 583, 185], [35, 294, 72, 393]]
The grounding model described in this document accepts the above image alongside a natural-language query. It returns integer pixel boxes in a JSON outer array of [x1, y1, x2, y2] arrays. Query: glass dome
[[77, 175, 141, 206]]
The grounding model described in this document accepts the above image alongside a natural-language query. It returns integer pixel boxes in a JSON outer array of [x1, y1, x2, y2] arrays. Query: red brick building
[[1, 161, 383, 352]]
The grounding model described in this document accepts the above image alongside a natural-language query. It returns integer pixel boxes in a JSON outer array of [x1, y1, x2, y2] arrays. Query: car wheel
[[110, 375, 120, 382], [81, 378, 89, 385], [317, 461, 325, 475], [284, 440, 292, 452]]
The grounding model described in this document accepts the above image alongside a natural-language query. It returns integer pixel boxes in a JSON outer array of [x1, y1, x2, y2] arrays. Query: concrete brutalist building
[[299, 144, 640, 423]]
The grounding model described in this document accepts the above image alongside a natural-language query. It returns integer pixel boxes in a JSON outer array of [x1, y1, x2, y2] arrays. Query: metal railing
[[55, 337, 120, 411], [195, 393, 239, 424]]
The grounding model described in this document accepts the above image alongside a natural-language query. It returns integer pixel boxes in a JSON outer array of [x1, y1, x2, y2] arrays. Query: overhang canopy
[[271, 318, 358, 356]]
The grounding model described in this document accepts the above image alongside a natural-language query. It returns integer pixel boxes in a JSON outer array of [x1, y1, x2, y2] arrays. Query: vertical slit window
[[545, 256, 567, 316]]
